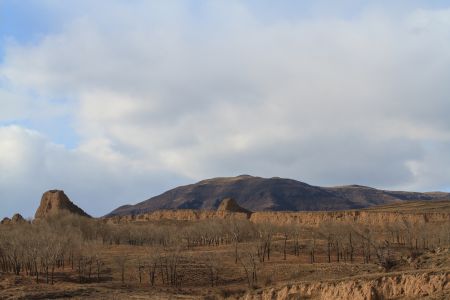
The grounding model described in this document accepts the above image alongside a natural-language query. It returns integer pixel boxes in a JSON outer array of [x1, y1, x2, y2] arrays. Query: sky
[[1, 1, 450, 218]]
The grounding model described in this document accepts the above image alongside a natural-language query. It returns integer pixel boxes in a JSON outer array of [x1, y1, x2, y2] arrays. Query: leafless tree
[[114, 253, 129, 284], [145, 246, 160, 286], [239, 248, 260, 288], [255, 223, 274, 263], [204, 253, 220, 287], [226, 218, 254, 264], [159, 246, 183, 287]]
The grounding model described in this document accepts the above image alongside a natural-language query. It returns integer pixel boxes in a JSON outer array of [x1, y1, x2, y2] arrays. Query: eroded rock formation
[[0, 217, 11, 225], [34, 190, 90, 219], [217, 198, 251, 214], [0, 214, 27, 225], [11, 213, 26, 224], [104, 208, 450, 227], [241, 271, 450, 300]]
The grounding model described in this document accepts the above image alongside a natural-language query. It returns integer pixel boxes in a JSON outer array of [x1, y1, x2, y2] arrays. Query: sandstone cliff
[[105, 209, 249, 224], [34, 190, 90, 219], [104, 208, 450, 227], [217, 198, 251, 214], [249, 210, 450, 226]]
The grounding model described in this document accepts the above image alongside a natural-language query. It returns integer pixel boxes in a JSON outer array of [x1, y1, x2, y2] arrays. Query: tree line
[[0, 213, 448, 288]]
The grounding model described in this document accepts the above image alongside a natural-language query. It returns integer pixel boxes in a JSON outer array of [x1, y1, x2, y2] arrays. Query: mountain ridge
[[106, 175, 450, 217]]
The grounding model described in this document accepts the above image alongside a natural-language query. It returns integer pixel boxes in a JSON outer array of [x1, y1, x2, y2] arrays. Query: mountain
[[106, 175, 450, 217], [35, 190, 91, 219]]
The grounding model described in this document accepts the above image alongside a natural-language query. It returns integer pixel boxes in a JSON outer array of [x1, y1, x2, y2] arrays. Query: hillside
[[106, 175, 450, 217]]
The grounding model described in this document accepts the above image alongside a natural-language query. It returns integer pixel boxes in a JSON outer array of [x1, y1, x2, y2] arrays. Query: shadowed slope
[[106, 175, 450, 217]]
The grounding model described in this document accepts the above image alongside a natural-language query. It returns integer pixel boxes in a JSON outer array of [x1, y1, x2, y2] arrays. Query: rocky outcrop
[[217, 198, 251, 214], [249, 210, 450, 226], [104, 208, 450, 227], [0, 214, 27, 225], [34, 190, 90, 219], [242, 271, 450, 300], [0, 217, 11, 225], [105, 209, 249, 224], [11, 213, 26, 224]]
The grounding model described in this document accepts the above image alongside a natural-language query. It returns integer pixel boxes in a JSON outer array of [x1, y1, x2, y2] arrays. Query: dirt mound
[[217, 198, 251, 214], [34, 190, 90, 219]]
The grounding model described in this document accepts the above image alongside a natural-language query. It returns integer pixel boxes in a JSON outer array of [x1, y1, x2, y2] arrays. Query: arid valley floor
[[1, 190, 449, 299]]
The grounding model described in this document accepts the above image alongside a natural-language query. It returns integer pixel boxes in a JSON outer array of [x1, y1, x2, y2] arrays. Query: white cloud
[[1, 2, 450, 216], [0, 126, 186, 217]]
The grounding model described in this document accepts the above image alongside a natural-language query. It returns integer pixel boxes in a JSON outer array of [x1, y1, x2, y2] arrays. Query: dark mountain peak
[[332, 184, 375, 189], [197, 175, 260, 184], [105, 175, 450, 217]]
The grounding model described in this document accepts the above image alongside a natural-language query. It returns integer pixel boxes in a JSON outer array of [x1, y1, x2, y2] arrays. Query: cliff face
[[249, 210, 450, 226], [34, 190, 90, 219], [106, 175, 450, 217], [241, 271, 450, 300], [104, 209, 450, 227], [105, 209, 249, 224], [217, 198, 251, 214]]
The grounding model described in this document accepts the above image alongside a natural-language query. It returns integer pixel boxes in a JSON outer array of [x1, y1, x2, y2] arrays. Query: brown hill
[[106, 175, 450, 217], [34, 190, 90, 219]]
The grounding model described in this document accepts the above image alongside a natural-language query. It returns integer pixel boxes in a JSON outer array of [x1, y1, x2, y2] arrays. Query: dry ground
[[1, 239, 448, 299], [1, 200, 449, 299]]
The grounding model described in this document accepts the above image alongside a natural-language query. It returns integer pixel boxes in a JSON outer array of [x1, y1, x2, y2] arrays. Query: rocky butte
[[217, 197, 252, 214], [34, 190, 90, 219]]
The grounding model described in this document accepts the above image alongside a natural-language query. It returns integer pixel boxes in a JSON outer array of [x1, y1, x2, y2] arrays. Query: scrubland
[[0, 210, 449, 299]]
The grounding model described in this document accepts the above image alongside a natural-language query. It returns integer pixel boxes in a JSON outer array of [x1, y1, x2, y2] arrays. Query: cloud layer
[[1, 2, 450, 217]]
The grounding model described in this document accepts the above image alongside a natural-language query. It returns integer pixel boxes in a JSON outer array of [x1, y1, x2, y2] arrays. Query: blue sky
[[1, 1, 450, 217], [0, 1, 58, 60]]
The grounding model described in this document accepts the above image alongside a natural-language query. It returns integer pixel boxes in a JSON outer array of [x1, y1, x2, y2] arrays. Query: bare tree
[[225, 218, 254, 264], [255, 223, 274, 263], [114, 253, 129, 284], [239, 248, 260, 289], [204, 254, 220, 287], [159, 247, 183, 287]]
